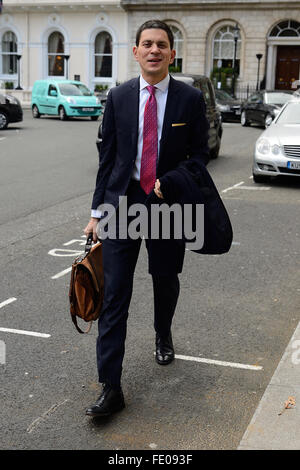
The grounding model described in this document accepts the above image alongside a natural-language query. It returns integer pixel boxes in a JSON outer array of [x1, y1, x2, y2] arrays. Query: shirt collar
[[139, 74, 170, 93]]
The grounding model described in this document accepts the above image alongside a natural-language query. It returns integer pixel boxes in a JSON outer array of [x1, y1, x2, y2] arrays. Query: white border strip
[[51, 267, 72, 279], [0, 297, 17, 309], [0, 327, 50, 338]]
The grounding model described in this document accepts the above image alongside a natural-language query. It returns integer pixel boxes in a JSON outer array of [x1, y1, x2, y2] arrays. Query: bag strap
[[71, 315, 93, 334]]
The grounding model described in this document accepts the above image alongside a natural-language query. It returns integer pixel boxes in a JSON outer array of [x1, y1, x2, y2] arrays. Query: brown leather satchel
[[69, 234, 104, 333]]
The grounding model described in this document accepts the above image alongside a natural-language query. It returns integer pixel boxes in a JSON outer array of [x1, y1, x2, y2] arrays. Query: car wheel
[[32, 105, 40, 118], [253, 173, 270, 184], [264, 113, 273, 129], [90, 116, 98, 121], [0, 111, 8, 130], [59, 106, 68, 121], [210, 136, 221, 159], [241, 110, 250, 127]]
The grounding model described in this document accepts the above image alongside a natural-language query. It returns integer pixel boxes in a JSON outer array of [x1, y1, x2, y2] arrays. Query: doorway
[[275, 45, 300, 89]]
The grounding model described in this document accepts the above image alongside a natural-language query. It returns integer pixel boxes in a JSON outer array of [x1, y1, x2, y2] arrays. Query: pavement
[[238, 318, 300, 450]]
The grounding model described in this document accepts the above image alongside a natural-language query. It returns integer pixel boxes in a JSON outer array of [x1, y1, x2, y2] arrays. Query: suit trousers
[[96, 180, 185, 388]]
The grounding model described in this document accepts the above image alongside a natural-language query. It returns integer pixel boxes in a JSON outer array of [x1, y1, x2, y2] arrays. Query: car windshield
[[265, 92, 293, 105], [58, 83, 92, 96], [275, 102, 300, 124], [215, 90, 233, 100]]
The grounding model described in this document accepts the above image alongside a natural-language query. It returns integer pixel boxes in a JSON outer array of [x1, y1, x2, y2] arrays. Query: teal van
[[31, 79, 102, 121]]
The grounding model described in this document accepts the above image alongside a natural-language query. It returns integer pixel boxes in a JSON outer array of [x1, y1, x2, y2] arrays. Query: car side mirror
[[50, 90, 57, 97]]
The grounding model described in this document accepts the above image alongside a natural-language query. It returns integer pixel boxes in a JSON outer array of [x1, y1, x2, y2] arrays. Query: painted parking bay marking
[[0, 298, 50, 338], [49, 236, 86, 279]]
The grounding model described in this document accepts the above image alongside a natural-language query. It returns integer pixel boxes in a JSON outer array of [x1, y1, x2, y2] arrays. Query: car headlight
[[66, 97, 76, 104], [5, 95, 19, 105], [217, 104, 230, 112], [95, 97, 101, 105], [256, 138, 270, 154], [256, 139, 282, 155]]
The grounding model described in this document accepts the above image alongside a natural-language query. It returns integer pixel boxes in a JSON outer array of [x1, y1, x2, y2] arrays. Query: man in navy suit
[[84, 20, 209, 417]]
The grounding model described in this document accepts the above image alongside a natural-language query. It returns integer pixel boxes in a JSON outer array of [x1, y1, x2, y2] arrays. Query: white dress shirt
[[91, 74, 170, 219]]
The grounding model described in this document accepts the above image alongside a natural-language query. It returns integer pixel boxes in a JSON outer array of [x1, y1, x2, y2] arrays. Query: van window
[[48, 84, 58, 96], [58, 83, 92, 96]]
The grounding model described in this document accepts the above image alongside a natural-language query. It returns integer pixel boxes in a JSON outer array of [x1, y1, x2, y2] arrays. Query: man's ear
[[169, 49, 176, 65], [133, 46, 138, 61]]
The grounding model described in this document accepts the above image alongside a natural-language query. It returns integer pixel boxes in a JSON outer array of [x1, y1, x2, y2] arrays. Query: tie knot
[[147, 85, 156, 96]]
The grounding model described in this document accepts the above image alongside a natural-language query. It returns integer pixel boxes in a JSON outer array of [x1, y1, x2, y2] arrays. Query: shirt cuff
[[91, 209, 102, 219]]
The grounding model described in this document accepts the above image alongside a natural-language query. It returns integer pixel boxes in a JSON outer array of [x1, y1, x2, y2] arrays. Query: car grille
[[278, 167, 300, 175], [283, 145, 300, 158]]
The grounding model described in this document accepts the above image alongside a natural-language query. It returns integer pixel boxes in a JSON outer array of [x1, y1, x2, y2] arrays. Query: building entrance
[[275, 45, 300, 89]]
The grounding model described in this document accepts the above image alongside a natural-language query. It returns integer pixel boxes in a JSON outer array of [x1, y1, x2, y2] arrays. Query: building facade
[[0, 0, 300, 101], [123, 0, 300, 93], [0, 0, 128, 95]]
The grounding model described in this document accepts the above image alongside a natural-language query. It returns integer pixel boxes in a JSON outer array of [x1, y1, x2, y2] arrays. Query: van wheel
[[59, 106, 68, 121], [0, 111, 8, 130], [32, 105, 40, 118]]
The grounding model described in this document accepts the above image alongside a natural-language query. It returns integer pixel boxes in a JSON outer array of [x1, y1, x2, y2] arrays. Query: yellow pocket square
[[172, 123, 186, 127]]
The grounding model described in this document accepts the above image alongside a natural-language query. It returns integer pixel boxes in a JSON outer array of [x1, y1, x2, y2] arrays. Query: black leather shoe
[[155, 332, 174, 365], [86, 384, 125, 417]]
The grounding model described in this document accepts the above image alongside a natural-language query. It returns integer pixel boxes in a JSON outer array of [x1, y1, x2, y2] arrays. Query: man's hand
[[84, 217, 99, 243], [154, 179, 164, 199]]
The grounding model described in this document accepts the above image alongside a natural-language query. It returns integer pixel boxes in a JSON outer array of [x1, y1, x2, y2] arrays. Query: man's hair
[[136, 20, 174, 50]]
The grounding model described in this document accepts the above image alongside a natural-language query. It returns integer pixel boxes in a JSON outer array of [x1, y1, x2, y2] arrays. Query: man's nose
[[150, 43, 160, 53]]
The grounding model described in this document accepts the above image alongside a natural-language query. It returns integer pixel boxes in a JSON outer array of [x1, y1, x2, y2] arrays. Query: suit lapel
[[159, 76, 181, 159], [128, 78, 140, 156]]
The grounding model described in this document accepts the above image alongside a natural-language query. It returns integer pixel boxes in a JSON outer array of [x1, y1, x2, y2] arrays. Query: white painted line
[[0, 297, 17, 309], [0, 327, 50, 338], [222, 181, 244, 193], [236, 185, 271, 191], [0, 137, 6, 142], [174, 354, 263, 370], [27, 399, 69, 433], [48, 248, 84, 257], [51, 267, 72, 279], [154, 352, 263, 370]]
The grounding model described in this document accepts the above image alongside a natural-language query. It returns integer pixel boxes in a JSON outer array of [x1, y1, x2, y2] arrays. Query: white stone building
[[1, 0, 300, 103], [0, 0, 128, 99]]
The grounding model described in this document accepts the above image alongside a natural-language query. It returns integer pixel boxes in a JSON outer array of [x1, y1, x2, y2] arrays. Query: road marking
[[174, 354, 263, 370], [0, 297, 17, 309], [222, 181, 244, 193], [154, 352, 263, 370], [48, 248, 84, 257], [235, 185, 271, 191], [51, 267, 72, 279], [0, 327, 50, 338], [0, 137, 6, 142]]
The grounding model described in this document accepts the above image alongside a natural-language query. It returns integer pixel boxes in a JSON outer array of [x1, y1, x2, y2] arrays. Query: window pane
[[221, 41, 234, 58], [2, 31, 17, 53], [95, 32, 112, 54], [48, 32, 64, 53], [95, 55, 112, 77], [2, 54, 17, 74], [48, 55, 64, 76]]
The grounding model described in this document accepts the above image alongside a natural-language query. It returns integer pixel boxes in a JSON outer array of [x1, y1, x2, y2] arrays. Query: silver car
[[253, 99, 300, 183]]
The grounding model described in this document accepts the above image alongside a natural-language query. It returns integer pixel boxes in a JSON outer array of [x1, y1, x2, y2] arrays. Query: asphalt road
[[0, 110, 299, 450]]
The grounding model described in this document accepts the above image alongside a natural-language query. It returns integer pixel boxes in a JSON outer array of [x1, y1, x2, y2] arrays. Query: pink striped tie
[[140, 85, 158, 194]]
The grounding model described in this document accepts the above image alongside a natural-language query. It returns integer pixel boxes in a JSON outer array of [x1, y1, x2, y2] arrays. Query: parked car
[[0, 93, 23, 130], [171, 74, 223, 159], [215, 89, 241, 122], [31, 79, 102, 121], [253, 98, 300, 183], [241, 90, 294, 129]]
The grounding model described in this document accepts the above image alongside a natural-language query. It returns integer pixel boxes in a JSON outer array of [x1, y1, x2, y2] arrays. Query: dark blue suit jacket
[[91, 75, 210, 211]]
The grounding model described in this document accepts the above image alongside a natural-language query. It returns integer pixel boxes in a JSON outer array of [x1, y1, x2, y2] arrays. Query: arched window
[[213, 25, 241, 75], [2, 31, 17, 75], [169, 25, 183, 73], [94, 31, 112, 78], [48, 31, 65, 76], [270, 20, 300, 37]]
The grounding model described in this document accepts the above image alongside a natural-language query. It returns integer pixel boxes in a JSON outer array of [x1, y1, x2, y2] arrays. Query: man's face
[[133, 28, 176, 82]]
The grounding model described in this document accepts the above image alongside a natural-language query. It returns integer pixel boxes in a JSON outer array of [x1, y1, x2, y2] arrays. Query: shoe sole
[[85, 403, 125, 417], [155, 356, 174, 365]]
